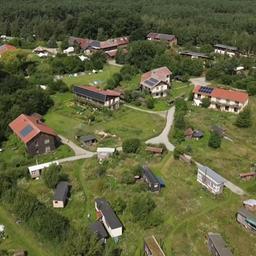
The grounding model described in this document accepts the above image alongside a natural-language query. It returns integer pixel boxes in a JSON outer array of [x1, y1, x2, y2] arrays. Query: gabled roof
[[0, 44, 17, 55], [198, 165, 226, 184], [147, 32, 176, 42], [208, 232, 233, 256], [68, 36, 93, 50], [90, 221, 108, 239], [142, 166, 160, 185], [53, 181, 69, 202], [73, 85, 120, 103], [9, 114, 57, 144], [193, 85, 249, 104], [141, 67, 171, 88], [95, 198, 122, 229], [214, 44, 238, 51]]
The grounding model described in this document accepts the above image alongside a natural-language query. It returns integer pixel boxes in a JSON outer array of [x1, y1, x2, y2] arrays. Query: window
[[198, 94, 201, 98], [235, 101, 239, 105], [234, 107, 238, 112], [225, 106, 229, 111], [45, 146, 51, 153], [44, 139, 50, 144]]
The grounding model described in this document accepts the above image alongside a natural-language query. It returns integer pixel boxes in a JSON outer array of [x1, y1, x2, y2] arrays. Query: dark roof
[[147, 32, 176, 42], [89, 40, 101, 49], [142, 166, 160, 185], [53, 181, 69, 202], [180, 51, 209, 59], [90, 221, 108, 239], [95, 198, 122, 229], [73, 85, 120, 103], [192, 130, 204, 138], [214, 44, 238, 51], [79, 135, 96, 143], [208, 233, 233, 256], [238, 207, 256, 221]]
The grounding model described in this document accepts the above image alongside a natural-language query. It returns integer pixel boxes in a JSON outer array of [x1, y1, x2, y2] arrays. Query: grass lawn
[[44, 92, 165, 147], [62, 64, 121, 88], [22, 152, 256, 256], [0, 206, 56, 256]]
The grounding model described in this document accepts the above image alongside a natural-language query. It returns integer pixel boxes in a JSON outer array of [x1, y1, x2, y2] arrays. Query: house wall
[[53, 200, 65, 208], [237, 212, 256, 232], [197, 169, 223, 194], [214, 49, 236, 57], [193, 94, 248, 114], [102, 215, 122, 238], [143, 174, 161, 192], [104, 96, 120, 109], [26, 133, 58, 155]]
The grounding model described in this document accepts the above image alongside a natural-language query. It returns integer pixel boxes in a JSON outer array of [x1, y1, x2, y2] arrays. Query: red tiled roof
[[0, 44, 17, 56], [105, 49, 118, 57], [78, 86, 121, 97], [69, 37, 93, 50], [9, 114, 57, 144], [100, 37, 129, 49], [141, 66, 172, 83], [193, 85, 249, 103]]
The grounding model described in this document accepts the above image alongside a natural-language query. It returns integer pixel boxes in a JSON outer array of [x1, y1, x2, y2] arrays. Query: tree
[[121, 171, 135, 184], [235, 107, 252, 128], [112, 197, 127, 214], [201, 97, 211, 108], [42, 164, 65, 189], [122, 138, 141, 153], [208, 132, 221, 149], [145, 96, 154, 109]]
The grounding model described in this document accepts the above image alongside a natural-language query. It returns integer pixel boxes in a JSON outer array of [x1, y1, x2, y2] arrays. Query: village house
[[73, 85, 121, 109], [53, 181, 69, 208], [147, 32, 177, 46], [208, 232, 233, 256], [142, 166, 161, 192], [95, 198, 123, 241], [197, 165, 226, 195], [236, 208, 256, 233], [33, 46, 58, 57], [90, 220, 108, 244], [180, 51, 210, 60], [97, 147, 116, 161], [144, 235, 166, 256], [0, 44, 17, 57], [193, 85, 249, 113], [9, 114, 59, 156], [214, 44, 238, 57], [145, 146, 163, 155], [140, 67, 172, 98], [243, 199, 256, 212], [79, 135, 97, 146], [28, 161, 60, 178], [68, 36, 93, 51]]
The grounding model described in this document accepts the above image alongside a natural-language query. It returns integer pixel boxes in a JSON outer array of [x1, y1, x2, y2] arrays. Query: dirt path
[[124, 104, 167, 118]]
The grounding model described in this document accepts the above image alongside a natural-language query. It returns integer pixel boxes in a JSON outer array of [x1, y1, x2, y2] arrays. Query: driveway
[[145, 106, 176, 151], [189, 77, 210, 87], [124, 104, 167, 118], [58, 135, 95, 156]]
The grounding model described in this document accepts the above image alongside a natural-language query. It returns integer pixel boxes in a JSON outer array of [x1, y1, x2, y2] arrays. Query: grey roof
[[208, 232, 233, 256], [180, 51, 209, 59], [90, 221, 108, 239], [95, 198, 122, 229], [214, 44, 238, 51], [237, 207, 256, 220], [192, 130, 204, 138], [198, 165, 226, 184], [80, 135, 96, 143], [142, 166, 160, 185], [89, 40, 101, 49], [53, 181, 69, 202], [73, 86, 107, 103]]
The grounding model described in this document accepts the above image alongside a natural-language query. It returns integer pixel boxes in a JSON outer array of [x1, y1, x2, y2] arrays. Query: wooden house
[[144, 235, 166, 256], [9, 114, 59, 156], [142, 166, 161, 192], [236, 208, 256, 233], [73, 85, 121, 109], [208, 232, 233, 256], [53, 181, 69, 208], [145, 146, 163, 155]]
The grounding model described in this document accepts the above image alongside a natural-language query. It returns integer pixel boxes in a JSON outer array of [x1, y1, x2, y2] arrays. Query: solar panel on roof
[[199, 86, 213, 94], [149, 77, 159, 83], [20, 125, 33, 137], [144, 80, 155, 87]]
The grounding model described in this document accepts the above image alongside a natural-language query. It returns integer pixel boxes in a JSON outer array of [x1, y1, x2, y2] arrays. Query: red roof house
[[193, 85, 249, 113], [0, 44, 17, 57], [147, 33, 177, 46], [9, 114, 59, 155]]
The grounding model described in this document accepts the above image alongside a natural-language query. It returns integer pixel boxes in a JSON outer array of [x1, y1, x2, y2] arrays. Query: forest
[[1, 0, 256, 53]]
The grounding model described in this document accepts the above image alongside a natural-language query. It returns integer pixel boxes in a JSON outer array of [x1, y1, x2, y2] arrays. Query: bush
[[42, 164, 66, 189], [95, 164, 107, 177], [235, 107, 252, 128], [145, 96, 154, 109], [208, 132, 221, 149], [122, 138, 141, 153], [201, 97, 211, 108], [112, 197, 127, 214], [121, 171, 135, 184]]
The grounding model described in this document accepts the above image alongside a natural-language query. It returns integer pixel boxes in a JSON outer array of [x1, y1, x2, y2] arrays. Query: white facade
[[97, 147, 116, 160], [193, 93, 248, 113], [197, 167, 225, 195], [214, 49, 236, 57], [53, 200, 65, 208], [28, 161, 59, 178], [101, 215, 122, 238]]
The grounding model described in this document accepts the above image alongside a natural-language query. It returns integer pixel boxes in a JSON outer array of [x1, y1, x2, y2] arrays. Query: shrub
[[112, 197, 127, 214], [208, 132, 221, 149], [145, 96, 154, 109], [42, 164, 66, 189], [121, 171, 135, 184], [201, 97, 211, 108], [122, 138, 141, 153], [235, 107, 252, 128]]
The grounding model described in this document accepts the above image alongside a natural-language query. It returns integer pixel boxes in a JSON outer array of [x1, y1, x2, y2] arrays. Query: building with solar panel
[[140, 67, 172, 98], [9, 114, 59, 155], [73, 85, 121, 109], [193, 85, 249, 113]]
